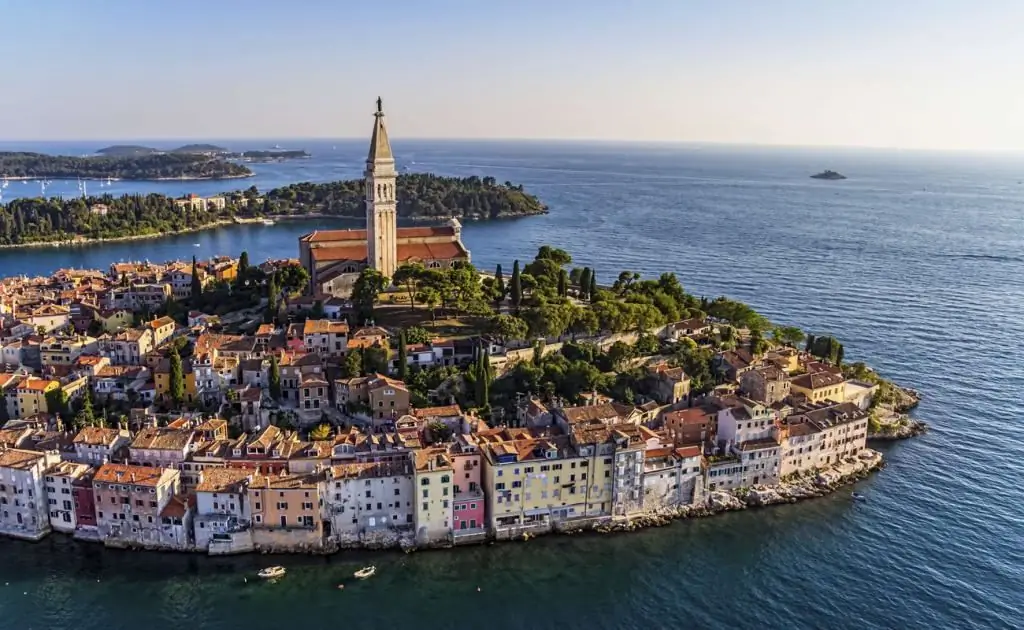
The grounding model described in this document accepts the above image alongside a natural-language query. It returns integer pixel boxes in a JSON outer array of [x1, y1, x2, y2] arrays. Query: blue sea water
[[0, 140, 1022, 630]]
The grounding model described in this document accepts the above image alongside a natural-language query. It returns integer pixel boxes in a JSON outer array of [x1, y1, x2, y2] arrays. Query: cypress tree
[[76, 392, 95, 428], [397, 329, 409, 381], [268, 355, 281, 401], [579, 267, 592, 300], [589, 269, 598, 303], [805, 333, 816, 353], [239, 250, 249, 275], [494, 264, 505, 300], [510, 260, 522, 309], [265, 272, 280, 323], [169, 346, 185, 406], [190, 256, 202, 300], [835, 343, 845, 367], [557, 269, 568, 297]]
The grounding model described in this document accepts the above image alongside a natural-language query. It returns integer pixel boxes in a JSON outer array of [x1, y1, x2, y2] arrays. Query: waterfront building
[[326, 459, 414, 546], [642, 445, 703, 510], [413, 447, 454, 546], [298, 99, 470, 296], [71, 467, 98, 534], [662, 405, 718, 448], [789, 370, 847, 405], [44, 460, 91, 533], [448, 435, 485, 541], [0, 448, 61, 540], [91, 463, 181, 548], [248, 470, 326, 552], [194, 467, 254, 554], [779, 402, 869, 476]]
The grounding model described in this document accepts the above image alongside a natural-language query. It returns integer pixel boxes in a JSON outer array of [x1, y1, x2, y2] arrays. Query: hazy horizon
[[3, 0, 1022, 151]]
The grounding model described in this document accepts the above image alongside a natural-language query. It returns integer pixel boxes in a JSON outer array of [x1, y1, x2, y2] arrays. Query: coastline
[[1, 173, 253, 182]]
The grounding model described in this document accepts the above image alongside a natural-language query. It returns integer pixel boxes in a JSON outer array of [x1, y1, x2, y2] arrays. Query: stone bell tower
[[365, 96, 398, 279]]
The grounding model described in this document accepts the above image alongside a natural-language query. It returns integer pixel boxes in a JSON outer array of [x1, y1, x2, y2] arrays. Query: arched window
[[428, 261, 442, 269], [341, 265, 357, 274]]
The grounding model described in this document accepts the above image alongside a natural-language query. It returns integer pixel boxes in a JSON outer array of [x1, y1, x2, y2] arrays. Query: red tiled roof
[[311, 240, 467, 264], [304, 226, 456, 244]]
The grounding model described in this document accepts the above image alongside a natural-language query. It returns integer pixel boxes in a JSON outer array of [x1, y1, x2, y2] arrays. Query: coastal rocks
[[741, 450, 885, 509], [869, 417, 928, 441], [708, 491, 746, 512]]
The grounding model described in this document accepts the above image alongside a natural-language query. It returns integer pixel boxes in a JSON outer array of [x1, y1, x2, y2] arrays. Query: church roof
[[302, 226, 457, 244], [367, 98, 394, 163], [312, 240, 469, 264]]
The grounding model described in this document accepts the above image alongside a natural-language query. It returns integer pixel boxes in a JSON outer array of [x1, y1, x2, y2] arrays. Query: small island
[[0, 174, 546, 247], [97, 144, 230, 157], [810, 170, 847, 180], [0, 151, 251, 181]]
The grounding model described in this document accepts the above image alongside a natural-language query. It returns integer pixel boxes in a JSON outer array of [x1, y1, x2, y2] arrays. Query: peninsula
[[810, 170, 847, 180], [0, 151, 251, 181], [97, 144, 230, 157], [0, 98, 923, 558]]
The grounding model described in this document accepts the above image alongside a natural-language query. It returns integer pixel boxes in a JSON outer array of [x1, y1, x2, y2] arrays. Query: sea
[[0, 140, 1022, 630]]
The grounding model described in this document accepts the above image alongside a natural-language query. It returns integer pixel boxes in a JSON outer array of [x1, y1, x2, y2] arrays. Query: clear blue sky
[[3, 0, 1022, 149]]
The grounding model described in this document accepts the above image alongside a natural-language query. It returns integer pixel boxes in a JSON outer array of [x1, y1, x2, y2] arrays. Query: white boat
[[257, 566, 286, 579], [353, 566, 376, 579], [261, 219, 276, 226], [851, 492, 866, 502], [193, 243, 201, 247]]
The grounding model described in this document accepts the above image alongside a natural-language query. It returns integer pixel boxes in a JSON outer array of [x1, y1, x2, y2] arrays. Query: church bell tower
[[365, 97, 398, 279]]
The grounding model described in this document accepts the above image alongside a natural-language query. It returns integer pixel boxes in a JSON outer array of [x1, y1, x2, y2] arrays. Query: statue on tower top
[[376, 96, 383, 114]]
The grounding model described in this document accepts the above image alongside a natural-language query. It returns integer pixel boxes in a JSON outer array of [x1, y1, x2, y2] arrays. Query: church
[[298, 99, 471, 297]]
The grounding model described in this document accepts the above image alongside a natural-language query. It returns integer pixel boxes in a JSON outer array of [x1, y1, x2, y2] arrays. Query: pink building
[[449, 437, 485, 539]]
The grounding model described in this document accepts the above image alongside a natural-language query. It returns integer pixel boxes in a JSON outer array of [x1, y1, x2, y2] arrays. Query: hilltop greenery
[[0, 151, 250, 180], [266, 173, 547, 220]]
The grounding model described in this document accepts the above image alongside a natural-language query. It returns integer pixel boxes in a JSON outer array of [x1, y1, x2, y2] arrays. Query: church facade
[[298, 99, 471, 297]]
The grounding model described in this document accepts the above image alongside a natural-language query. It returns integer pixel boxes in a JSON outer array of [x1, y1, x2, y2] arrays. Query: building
[[0, 448, 61, 540], [194, 467, 254, 554], [789, 371, 847, 405], [780, 403, 869, 477], [99, 328, 154, 366], [448, 436, 485, 540], [44, 460, 91, 533], [129, 427, 195, 471], [367, 375, 411, 426], [326, 459, 414, 546], [147, 316, 177, 347], [12, 377, 59, 419], [413, 447, 454, 546], [298, 99, 471, 296], [645, 363, 691, 405], [300, 319, 349, 358], [92, 463, 181, 548], [248, 471, 326, 552], [740, 365, 792, 405]]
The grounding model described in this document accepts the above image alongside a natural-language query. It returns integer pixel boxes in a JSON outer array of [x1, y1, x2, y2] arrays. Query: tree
[[393, 262, 425, 311], [805, 333, 816, 353], [750, 328, 769, 355], [0, 393, 8, 424], [341, 349, 362, 378], [268, 355, 282, 401], [589, 269, 598, 303], [361, 346, 389, 376], [352, 268, 389, 323], [557, 269, 568, 297], [488, 314, 528, 343], [836, 344, 845, 367], [532, 339, 546, 366], [774, 325, 805, 347], [168, 346, 185, 406], [473, 352, 491, 409], [190, 255, 202, 300], [265, 272, 280, 323], [493, 264, 505, 307], [310, 423, 332, 441], [238, 250, 250, 275], [579, 267, 592, 300], [45, 387, 70, 422], [75, 393, 95, 429], [416, 287, 441, 324], [397, 329, 409, 381], [510, 260, 522, 310]]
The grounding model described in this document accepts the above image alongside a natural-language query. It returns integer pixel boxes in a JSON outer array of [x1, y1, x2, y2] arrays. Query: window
[[394, 488, 400, 496], [422, 489, 428, 499], [524, 466, 534, 474], [440, 475, 450, 483]]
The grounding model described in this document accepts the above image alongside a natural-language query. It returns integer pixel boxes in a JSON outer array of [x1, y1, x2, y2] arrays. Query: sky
[[2, 0, 1023, 150]]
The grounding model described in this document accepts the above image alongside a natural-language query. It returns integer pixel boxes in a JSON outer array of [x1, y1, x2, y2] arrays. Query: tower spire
[[365, 97, 398, 279], [367, 97, 393, 164]]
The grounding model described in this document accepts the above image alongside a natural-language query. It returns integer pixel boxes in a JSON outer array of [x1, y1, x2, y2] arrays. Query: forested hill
[[266, 174, 547, 220], [0, 174, 547, 246], [0, 152, 251, 180]]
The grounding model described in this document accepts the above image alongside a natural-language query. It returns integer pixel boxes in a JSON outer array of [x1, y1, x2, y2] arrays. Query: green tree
[[488, 314, 529, 343], [361, 346, 389, 376], [579, 267, 592, 300], [352, 269, 389, 323], [265, 272, 280, 323], [510, 260, 522, 310], [474, 352, 491, 409], [589, 269, 598, 303], [268, 355, 282, 401], [774, 325, 805, 347], [397, 329, 409, 381], [190, 255, 202, 300], [0, 393, 8, 424], [341, 349, 362, 378], [393, 262, 425, 311], [557, 269, 568, 297], [45, 387, 70, 422], [836, 344, 845, 367], [416, 286, 441, 324], [493, 263, 505, 306], [75, 393, 95, 428], [239, 250, 249, 275], [168, 346, 185, 406], [805, 333, 816, 353], [310, 423, 332, 441]]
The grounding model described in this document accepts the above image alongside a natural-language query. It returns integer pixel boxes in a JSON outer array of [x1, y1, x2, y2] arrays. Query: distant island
[[0, 151, 251, 181], [231, 149, 311, 162], [97, 144, 230, 157], [810, 170, 847, 180], [0, 174, 546, 246]]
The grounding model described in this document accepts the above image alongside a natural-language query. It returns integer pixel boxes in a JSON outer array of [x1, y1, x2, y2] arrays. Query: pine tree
[[397, 329, 409, 381], [579, 267, 592, 300], [190, 256, 202, 300], [268, 355, 281, 401], [75, 393, 95, 429], [589, 269, 598, 303], [169, 346, 185, 406], [510, 260, 522, 309]]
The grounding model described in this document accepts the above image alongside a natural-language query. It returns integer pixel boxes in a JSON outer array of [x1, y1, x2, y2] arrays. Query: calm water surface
[[0, 140, 1022, 629]]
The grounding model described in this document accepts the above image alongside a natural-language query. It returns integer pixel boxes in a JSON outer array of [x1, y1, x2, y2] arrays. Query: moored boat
[[257, 566, 286, 579], [851, 492, 867, 502], [353, 566, 376, 579]]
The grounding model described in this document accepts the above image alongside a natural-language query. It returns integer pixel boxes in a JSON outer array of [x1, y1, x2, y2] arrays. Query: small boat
[[353, 566, 376, 579], [261, 218, 276, 226], [257, 566, 286, 579], [851, 492, 866, 501], [193, 243, 201, 247]]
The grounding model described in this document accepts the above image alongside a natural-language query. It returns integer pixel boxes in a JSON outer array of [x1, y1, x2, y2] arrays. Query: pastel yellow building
[[96, 309, 134, 333], [413, 447, 453, 546], [789, 371, 846, 404], [13, 377, 59, 419]]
